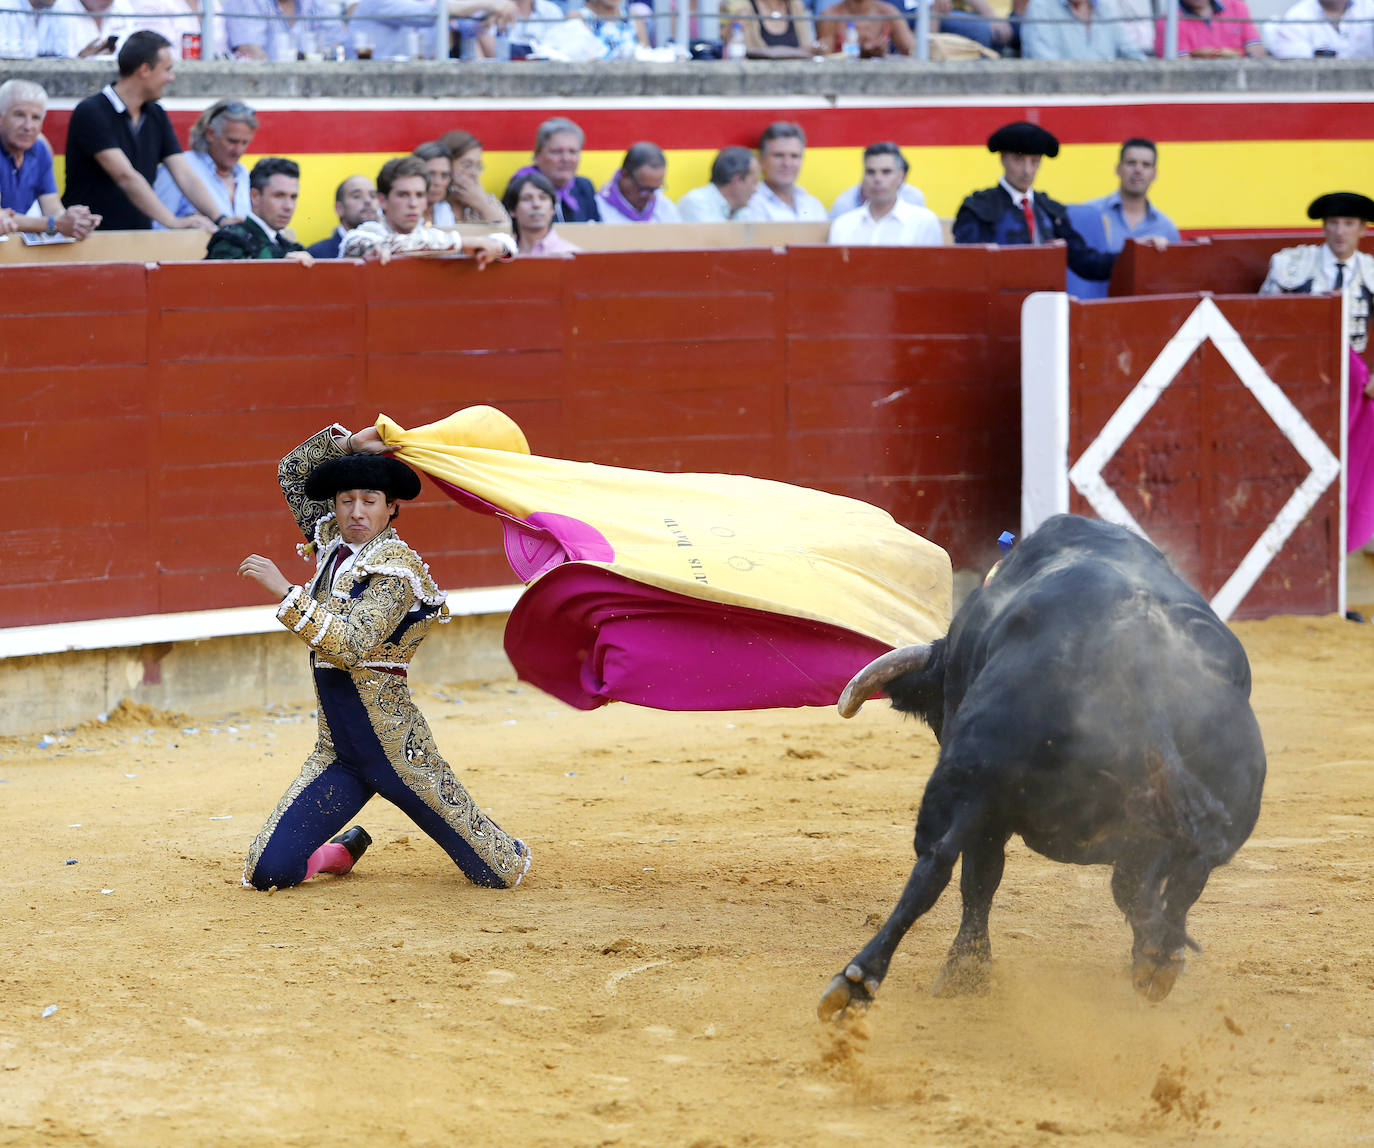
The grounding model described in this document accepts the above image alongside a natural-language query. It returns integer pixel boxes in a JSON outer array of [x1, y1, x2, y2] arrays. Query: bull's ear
[[837, 645, 933, 718]]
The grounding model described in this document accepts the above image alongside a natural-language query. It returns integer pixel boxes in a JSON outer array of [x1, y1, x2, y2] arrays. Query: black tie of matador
[[1335, 262, 1347, 290]]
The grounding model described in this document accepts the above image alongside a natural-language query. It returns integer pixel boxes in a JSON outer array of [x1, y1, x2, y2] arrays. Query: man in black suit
[[205, 157, 314, 263], [307, 174, 378, 259], [504, 116, 601, 225]]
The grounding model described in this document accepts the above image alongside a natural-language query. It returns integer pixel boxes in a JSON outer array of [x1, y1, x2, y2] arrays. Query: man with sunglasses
[[595, 141, 680, 225]]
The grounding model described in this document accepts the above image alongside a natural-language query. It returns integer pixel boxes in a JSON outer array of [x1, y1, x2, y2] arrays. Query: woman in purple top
[[503, 170, 581, 257]]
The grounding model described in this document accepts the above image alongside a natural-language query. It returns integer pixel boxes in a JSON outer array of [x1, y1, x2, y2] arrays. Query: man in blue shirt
[[0, 78, 99, 240], [1066, 137, 1180, 298]]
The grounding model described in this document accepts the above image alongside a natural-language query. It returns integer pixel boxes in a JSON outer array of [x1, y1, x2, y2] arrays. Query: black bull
[[819, 515, 1266, 1021]]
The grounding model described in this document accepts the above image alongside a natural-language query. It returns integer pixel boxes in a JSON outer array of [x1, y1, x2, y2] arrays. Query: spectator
[[349, 0, 516, 60], [0, 0, 44, 58], [226, 0, 345, 59], [596, 141, 680, 224], [342, 154, 515, 264], [816, 0, 915, 54], [413, 140, 456, 227], [716, 0, 820, 57], [307, 174, 378, 258], [573, 0, 647, 57], [63, 30, 221, 231], [1021, 0, 1148, 57], [829, 152, 927, 220], [935, 0, 1022, 53], [205, 156, 313, 263], [1264, 0, 1374, 57], [500, 0, 564, 56], [828, 142, 942, 246], [676, 146, 761, 223], [40, 0, 135, 58], [437, 130, 508, 224], [1155, 0, 1266, 55], [1260, 191, 1373, 353], [953, 121, 1116, 283], [1065, 137, 1179, 299], [748, 121, 827, 223], [505, 116, 600, 223], [153, 99, 255, 231], [504, 169, 581, 255], [0, 78, 100, 239]]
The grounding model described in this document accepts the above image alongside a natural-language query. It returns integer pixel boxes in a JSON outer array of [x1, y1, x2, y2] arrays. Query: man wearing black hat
[[236, 423, 531, 894], [953, 121, 1116, 282], [1260, 191, 1374, 354]]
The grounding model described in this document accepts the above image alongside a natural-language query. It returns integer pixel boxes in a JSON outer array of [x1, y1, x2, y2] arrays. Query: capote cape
[[377, 406, 952, 711]]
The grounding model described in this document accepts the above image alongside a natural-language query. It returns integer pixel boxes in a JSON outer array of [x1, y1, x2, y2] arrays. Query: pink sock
[[305, 841, 355, 880]]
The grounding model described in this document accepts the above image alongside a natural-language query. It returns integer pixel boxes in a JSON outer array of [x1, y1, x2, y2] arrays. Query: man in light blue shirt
[[1020, 0, 1147, 59], [153, 98, 256, 230], [1065, 137, 1179, 299]]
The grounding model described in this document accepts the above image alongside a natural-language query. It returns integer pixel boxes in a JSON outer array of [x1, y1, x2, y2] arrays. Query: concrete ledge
[[19, 57, 1374, 100]]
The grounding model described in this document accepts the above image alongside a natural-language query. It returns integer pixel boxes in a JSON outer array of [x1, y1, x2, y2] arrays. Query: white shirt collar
[[999, 177, 1033, 206], [102, 84, 127, 115]]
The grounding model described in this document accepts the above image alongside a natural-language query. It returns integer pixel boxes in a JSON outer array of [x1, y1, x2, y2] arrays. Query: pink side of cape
[[1347, 350, 1374, 553], [426, 475, 889, 710]]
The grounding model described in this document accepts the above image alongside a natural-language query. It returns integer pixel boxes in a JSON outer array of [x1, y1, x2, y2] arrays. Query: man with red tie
[[953, 120, 1116, 283]]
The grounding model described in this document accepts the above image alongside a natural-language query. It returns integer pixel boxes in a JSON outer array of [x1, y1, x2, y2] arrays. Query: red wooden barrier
[[2, 246, 1062, 630]]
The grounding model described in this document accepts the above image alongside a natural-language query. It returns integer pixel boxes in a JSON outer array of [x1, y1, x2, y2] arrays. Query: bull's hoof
[[818, 962, 880, 1022], [931, 951, 991, 997], [1132, 952, 1183, 1001]]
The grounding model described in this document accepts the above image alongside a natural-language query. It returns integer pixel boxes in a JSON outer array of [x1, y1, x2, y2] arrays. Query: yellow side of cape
[[377, 407, 952, 649]]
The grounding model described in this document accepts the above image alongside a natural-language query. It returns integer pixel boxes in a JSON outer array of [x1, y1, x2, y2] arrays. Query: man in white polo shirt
[[827, 142, 943, 247], [748, 121, 827, 223]]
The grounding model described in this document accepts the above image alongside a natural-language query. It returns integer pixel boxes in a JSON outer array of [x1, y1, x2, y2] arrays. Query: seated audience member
[[205, 156, 313, 262], [40, 0, 135, 58], [953, 121, 1116, 283], [1261, 192, 1374, 551], [0, 78, 100, 238], [64, 31, 221, 231], [0, 0, 42, 59], [438, 130, 509, 224], [153, 99, 255, 230], [574, 0, 647, 57], [1264, 0, 1374, 56], [829, 162, 926, 220], [500, 0, 563, 55], [816, 0, 915, 54], [748, 121, 827, 223], [1021, 0, 1147, 57], [717, 0, 820, 56], [505, 116, 600, 223], [350, 0, 516, 59], [343, 154, 515, 264], [504, 170, 581, 256], [828, 142, 942, 246], [677, 146, 761, 223], [308, 174, 378, 257], [1155, 0, 1266, 55], [413, 140, 456, 227], [596, 141, 680, 224], [1065, 137, 1179, 299], [935, 0, 1021, 52], [227, 0, 345, 58]]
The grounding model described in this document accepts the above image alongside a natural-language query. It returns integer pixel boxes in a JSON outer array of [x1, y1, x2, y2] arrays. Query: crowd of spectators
[[2, 0, 1372, 59]]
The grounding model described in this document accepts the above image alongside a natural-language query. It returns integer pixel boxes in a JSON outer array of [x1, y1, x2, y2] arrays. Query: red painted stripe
[[37, 99, 1373, 155]]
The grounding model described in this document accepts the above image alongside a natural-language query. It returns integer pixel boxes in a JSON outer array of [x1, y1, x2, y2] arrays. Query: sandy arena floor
[[4, 610, 1374, 1147]]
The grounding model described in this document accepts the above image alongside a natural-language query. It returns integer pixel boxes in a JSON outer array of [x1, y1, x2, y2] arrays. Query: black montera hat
[[1307, 192, 1374, 222], [304, 454, 423, 501], [986, 121, 1060, 158]]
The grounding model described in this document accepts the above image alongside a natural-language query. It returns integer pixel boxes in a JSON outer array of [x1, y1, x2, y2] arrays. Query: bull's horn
[[837, 645, 932, 719]]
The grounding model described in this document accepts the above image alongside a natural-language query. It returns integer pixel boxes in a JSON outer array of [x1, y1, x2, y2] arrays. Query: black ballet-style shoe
[[330, 826, 372, 868]]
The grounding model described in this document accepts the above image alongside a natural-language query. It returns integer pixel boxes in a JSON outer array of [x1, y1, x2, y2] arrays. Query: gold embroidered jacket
[[274, 427, 449, 669]]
